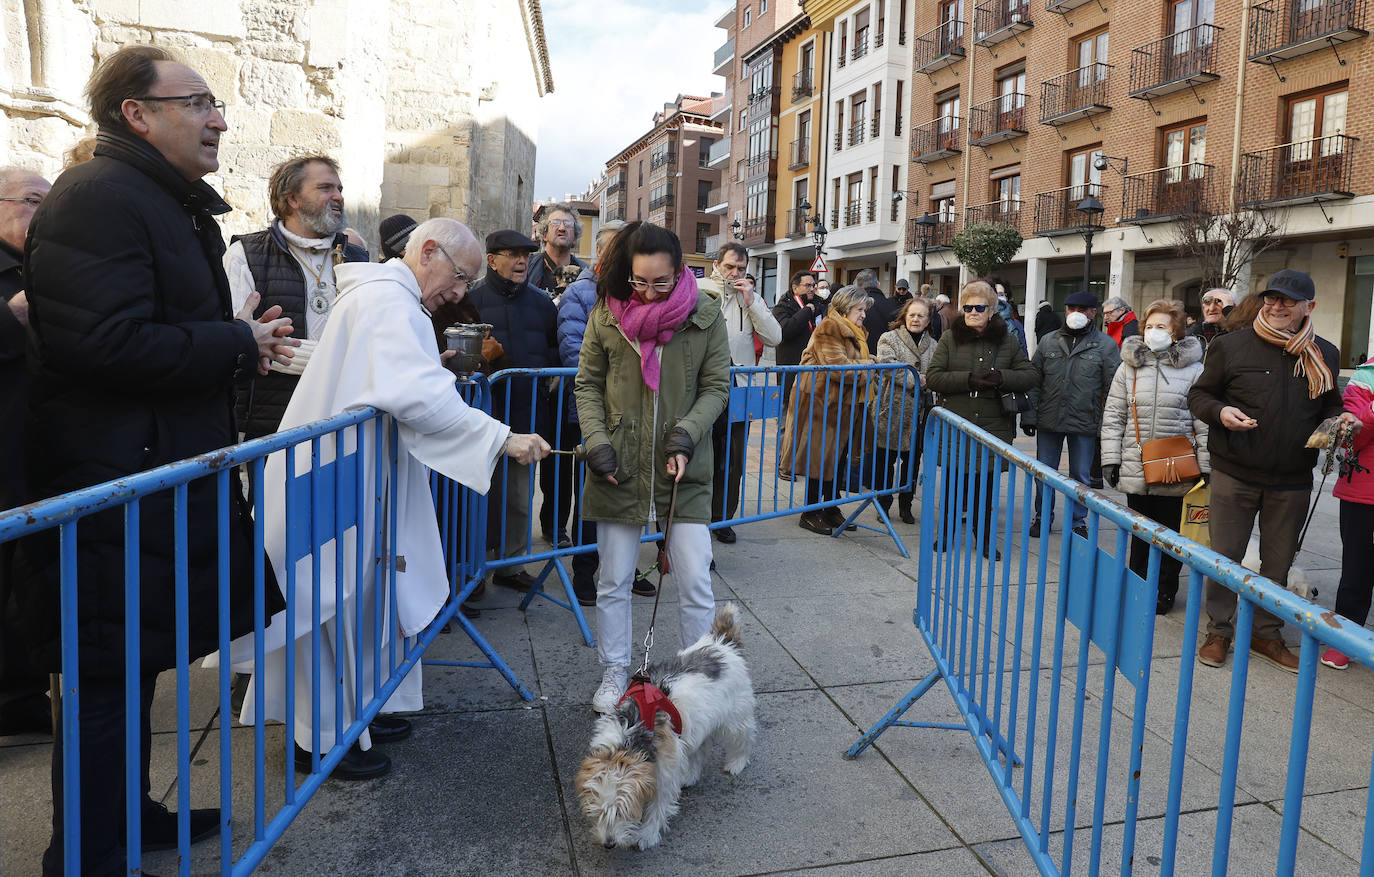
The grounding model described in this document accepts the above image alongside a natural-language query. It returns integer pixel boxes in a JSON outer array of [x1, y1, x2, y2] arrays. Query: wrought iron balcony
[[963, 200, 1025, 234], [1033, 183, 1110, 235], [1129, 25, 1222, 99], [867, 199, 877, 223], [912, 116, 963, 163], [975, 0, 1033, 46], [1239, 135, 1359, 206], [1040, 64, 1113, 126], [787, 208, 811, 237], [848, 119, 867, 146], [969, 95, 1029, 145], [789, 138, 811, 170], [834, 129, 845, 152], [905, 215, 957, 251], [894, 112, 904, 136], [707, 136, 731, 168], [875, 29, 886, 48], [792, 68, 814, 102], [1122, 164, 1215, 222], [853, 28, 871, 60], [843, 202, 864, 226], [1249, 0, 1368, 62], [872, 110, 883, 138], [915, 21, 966, 73]]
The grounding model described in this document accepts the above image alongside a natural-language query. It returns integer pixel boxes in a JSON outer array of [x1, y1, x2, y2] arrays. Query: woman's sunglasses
[[962, 304, 988, 313]]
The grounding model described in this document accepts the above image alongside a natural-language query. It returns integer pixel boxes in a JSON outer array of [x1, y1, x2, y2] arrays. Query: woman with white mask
[[1100, 299, 1211, 615]]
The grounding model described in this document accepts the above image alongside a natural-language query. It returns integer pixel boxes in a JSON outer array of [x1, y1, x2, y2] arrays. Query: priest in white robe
[[230, 217, 549, 778]]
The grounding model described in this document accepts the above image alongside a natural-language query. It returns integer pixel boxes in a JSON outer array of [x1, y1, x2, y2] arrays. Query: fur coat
[[1100, 335, 1211, 496], [779, 313, 875, 480]]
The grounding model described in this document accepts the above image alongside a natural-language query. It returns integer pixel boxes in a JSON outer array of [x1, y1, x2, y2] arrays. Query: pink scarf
[[606, 269, 699, 391]]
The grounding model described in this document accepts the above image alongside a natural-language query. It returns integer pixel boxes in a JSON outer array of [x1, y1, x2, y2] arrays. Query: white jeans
[[595, 521, 715, 669]]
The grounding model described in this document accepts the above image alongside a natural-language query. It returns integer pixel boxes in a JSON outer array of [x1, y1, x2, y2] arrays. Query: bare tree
[[1170, 195, 1288, 292]]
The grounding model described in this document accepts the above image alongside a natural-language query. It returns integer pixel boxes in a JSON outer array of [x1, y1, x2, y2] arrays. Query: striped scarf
[[1253, 310, 1333, 399]]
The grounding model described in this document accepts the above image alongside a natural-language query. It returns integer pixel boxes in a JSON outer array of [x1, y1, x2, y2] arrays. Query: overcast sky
[[533, 0, 728, 201]]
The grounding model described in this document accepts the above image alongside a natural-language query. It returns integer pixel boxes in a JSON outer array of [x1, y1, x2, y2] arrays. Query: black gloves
[[1199, 471, 1210, 486], [664, 426, 695, 461], [968, 369, 1004, 390], [1103, 464, 1120, 488], [584, 443, 620, 481], [1022, 425, 1036, 437]]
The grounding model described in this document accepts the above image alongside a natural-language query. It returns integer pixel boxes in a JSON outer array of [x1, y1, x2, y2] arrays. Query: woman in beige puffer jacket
[[1100, 299, 1211, 615]]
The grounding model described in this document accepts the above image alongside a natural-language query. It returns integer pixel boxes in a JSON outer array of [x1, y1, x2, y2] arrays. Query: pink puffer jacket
[[1333, 359, 1374, 505]]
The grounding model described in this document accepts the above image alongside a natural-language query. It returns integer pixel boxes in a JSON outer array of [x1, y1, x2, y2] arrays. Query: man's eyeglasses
[[435, 244, 472, 290], [1201, 296, 1227, 306], [1260, 292, 1299, 307], [962, 304, 988, 313], [136, 93, 226, 117], [0, 196, 42, 207], [628, 276, 676, 294], [548, 219, 577, 228]]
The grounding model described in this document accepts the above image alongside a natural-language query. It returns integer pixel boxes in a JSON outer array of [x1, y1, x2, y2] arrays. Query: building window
[[1287, 86, 1347, 145], [992, 172, 1021, 208], [699, 138, 713, 167], [761, 0, 768, 12], [638, 160, 644, 185], [744, 6, 752, 27], [698, 179, 713, 211], [899, 0, 909, 44], [1162, 121, 1206, 181], [695, 222, 711, 253], [637, 198, 642, 220], [1067, 145, 1104, 198], [1075, 30, 1109, 83], [746, 178, 768, 224]]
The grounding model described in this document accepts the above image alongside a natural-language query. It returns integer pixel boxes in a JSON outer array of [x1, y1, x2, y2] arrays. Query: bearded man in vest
[[225, 154, 369, 438]]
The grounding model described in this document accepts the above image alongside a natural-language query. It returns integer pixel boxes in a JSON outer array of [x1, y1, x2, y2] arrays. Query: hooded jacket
[[698, 268, 782, 366], [1025, 325, 1121, 435], [1334, 359, 1374, 506], [1100, 335, 1211, 496], [926, 314, 1037, 444]]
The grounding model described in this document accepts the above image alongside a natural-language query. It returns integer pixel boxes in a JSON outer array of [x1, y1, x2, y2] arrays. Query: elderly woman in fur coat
[[780, 285, 875, 536], [1100, 299, 1210, 615], [926, 280, 1037, 554], [874, 296, 938, 524]]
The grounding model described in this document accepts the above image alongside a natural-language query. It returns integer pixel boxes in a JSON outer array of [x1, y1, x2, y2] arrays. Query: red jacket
[[1334, 359, 1374, 505]]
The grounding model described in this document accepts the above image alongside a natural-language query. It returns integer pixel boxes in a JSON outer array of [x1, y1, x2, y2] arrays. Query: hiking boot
[[1320, 647, 1349, 670], [1250, 637, 1300, 674], [1198, 634, 1231, 667], [592, 666, 629, 715], [799, 512, 833, 535]]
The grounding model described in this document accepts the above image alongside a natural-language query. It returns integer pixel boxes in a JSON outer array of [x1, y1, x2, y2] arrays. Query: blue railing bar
[[1021, 478, 1055, 813], [1161, 567, 1207, 877], [1039, 507, 1076, 851], [59, 520, 80, 875], [1088, 526, 1133, 876], [123, 501, 142, 875], [251, 454, 267, 842], [1277, 631, 1320, 871], [1212, 598, 1256, 875], [1005, 467, 1035, 791], [1062, 512, 1105, 873], [173, 482, 191, 875], [216, 472, 234, 875], [310, 437, 324, 781], [1119, 544, 1164, 877]]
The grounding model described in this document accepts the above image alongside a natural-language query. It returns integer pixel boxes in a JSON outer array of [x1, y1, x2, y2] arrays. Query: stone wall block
[[269, 109, 341, 150], [176, 47, 241, 103], [239, 58, 309, 108], [140, 0, 246, 38]]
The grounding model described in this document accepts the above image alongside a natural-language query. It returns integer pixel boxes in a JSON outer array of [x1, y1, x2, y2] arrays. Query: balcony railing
[[605, 207, 626, 222], [1250, 0, 1368, 62], [1034, 183, 1110, 235], [849, 119, 867, 146], [714, 38, 736, 76], [975, 0, 1033, 46], [969, 94, 1029, 145], [650, 149, 678, 171], [963, 200, 1025, 234], [1239, 135, 1359, 206], [905, 215, 957, 251], [746, 149, 778, 173], [844, 202, 864, 226], [1129, 25, 1222, 99], [871, 110, 883, 138], [837, 41, 847, 68], [875, 29, 886, 47], [704, 187, 729, 213], [894, 112, 904, 136], [707, 136, 731, 168], [787, 208, 811, 237], [915, 21, 966, 73], [854, 28, 870, 59], [834, 129, 844, 152], [704, 233, 723, 256], [649, 192, 675, 211], [867, 198, 878, 222], [742, 216, 774, 243], [1122, 163, 1216, 222], [1040, 64, 1113, 126], [792, 68, 814, 102], [912, 116, 962, 162], [606, 177, 626, 195], [831, 205, 840, 227], [789, 137, 811, 170]]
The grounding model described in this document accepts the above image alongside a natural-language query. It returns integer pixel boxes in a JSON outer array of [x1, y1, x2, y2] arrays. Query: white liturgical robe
[[230, 258, 509, 751]]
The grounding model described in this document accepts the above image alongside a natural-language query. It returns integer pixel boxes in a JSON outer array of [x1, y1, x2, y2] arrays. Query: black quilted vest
[[232, 222, 368, 437]]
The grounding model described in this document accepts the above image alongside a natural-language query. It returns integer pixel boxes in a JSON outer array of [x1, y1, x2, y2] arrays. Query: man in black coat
[[0, 166, 52, 738], [12, 46, 295, 875], [772, 269, 827, 403], [466, 229, 559, 591]]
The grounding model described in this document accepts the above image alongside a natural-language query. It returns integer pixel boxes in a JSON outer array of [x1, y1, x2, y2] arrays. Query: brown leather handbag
[[1132, 371, 1201, 485]]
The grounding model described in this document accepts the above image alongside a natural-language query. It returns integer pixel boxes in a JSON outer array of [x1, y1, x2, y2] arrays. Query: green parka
[[575, 290, 732, 525]]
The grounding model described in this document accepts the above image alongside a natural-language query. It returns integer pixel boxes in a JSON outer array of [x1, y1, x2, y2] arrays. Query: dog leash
[[634, 480, 680, 678], [1295, 418, 1358, 554]]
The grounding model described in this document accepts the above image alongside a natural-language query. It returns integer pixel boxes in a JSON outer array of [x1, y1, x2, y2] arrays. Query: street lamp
[[799, 197, 827, 253], [730, 218, 744, 240], [913, 212, 938, 287], [1075, 194, 1105, 295]]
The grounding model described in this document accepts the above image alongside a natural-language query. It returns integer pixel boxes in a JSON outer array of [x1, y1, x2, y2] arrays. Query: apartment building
[[899, 0, 1374, 363], [601, 95, 727, 274]]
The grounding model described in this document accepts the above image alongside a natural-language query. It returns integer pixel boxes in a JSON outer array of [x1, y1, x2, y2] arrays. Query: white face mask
[[1144, 328, 1173, 352], [1064, 311, 1090, 331]]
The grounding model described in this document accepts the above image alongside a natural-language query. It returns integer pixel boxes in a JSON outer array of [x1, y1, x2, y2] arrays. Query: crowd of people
[[1, 41, 1372, 877]]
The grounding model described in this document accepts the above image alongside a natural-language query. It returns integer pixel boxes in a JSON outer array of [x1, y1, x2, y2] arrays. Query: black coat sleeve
[[26, 179, 256, 392]]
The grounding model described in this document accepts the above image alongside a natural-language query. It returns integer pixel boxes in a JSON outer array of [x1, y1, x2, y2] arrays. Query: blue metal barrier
[[845, 407, 1374, 875]]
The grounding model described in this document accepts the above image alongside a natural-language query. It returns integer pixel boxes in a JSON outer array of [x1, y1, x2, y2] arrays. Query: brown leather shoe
[[1250, 637, 1300, 673], [1198, 634, 1231, 667], [799, 512, 833, 535]]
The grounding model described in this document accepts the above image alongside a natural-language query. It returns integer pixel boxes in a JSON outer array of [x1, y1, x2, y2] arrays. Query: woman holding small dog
[[874, 296, 938, 524], [778, 284, 876, 536], [575, 222, 732, 714], [1099, 299, 1210, 616]]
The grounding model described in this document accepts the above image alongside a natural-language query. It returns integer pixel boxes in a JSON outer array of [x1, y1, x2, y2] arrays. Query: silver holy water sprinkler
[[443, 322, 493, 380]]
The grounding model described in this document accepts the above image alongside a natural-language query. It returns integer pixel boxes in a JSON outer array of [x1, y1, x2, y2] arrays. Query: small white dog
[[575, 603, 756, 850], [1241, 536, 1315, 600]]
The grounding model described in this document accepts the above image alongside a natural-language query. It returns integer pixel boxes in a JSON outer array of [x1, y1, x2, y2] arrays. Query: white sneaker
[[592, 666, 629, 715]]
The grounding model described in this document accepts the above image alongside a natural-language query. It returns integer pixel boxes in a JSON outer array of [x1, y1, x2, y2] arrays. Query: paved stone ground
[[1, 435, 1369, 876]]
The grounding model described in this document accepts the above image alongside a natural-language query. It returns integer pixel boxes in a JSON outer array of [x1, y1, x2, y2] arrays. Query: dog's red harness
[[618, 673, 683, 736]]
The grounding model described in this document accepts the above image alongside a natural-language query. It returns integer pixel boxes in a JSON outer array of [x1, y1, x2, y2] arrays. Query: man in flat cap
[[467, 230, 560, 591]]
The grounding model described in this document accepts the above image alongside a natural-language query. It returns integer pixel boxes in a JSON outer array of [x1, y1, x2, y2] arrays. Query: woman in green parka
[[574, 222, 732, 714], [926, 280, 1037, 552]]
